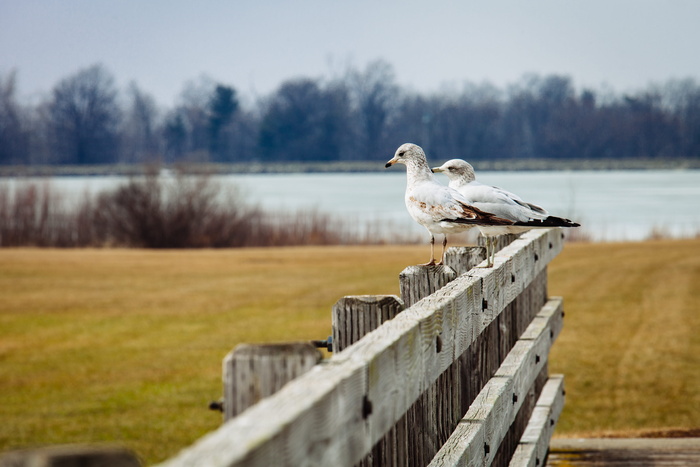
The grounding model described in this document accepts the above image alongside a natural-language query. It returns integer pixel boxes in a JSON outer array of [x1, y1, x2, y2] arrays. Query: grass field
[[1, 238, 698, 464], [548, 238, 700, 437]]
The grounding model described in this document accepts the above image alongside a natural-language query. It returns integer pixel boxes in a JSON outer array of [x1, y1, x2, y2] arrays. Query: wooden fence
[[158, 228, 566, 467]]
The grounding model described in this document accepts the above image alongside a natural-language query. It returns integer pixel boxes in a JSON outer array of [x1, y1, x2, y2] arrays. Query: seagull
[[432, 158, 580, 266], [385, 143, 513, 266]]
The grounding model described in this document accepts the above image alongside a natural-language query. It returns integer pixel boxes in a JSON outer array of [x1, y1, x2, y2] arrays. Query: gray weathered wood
[[332, 295, 405, 353], [488, 294, 563, 465], [440, 234, 518, 274], [223, 342, 322, 420], [427, 297, 563, 467], [492, 365, 549, 466], [478, 233, 520, 252], [399, 264, 457, 307], [444, 246, 487, 275], [331, 295, 406, 467], [508, 375, 565, 467], [157, 228, 564, 467]]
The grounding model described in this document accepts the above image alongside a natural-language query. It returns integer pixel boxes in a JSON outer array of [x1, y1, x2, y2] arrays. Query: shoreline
[[1, 157, 699, 177]]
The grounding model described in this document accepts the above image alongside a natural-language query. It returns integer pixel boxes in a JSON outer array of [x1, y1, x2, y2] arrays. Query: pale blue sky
[[1, 0, 699, 105]]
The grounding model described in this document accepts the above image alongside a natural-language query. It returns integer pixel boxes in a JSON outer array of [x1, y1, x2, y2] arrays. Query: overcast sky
[[2, 0, 699, 106]]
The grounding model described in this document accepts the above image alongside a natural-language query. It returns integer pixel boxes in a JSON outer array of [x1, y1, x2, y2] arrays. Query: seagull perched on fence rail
[[385, 143, 513, 266], [432, 158, 580, 266]]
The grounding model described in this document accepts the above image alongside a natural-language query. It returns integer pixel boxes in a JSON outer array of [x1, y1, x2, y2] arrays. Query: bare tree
[[208, 84, 239, 161], [428, 85, 504, 161], [662, 78, 700, 158], [121, 82, 161, 163], [348, 60, 400, 159], [48, 64, 122, 164], [0, 70, 29, 164], [176, 76, 216, 160], [163, 112, 187, 162], [258, 78, 351, 161]]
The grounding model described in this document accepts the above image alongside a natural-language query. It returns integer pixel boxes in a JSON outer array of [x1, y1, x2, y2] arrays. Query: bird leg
[[423, 235, 437, 266], [484, 237, 490, 267], [478, 236, 494, 268], [437, 235, 447, 265]]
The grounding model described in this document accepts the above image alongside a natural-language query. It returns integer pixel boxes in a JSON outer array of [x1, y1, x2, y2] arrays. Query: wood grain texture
[[427, 297, 563, 467], [508, 375, 565, 467], [493, 366, 549, 467], [478, 234, 520, 254], [332, 295, 405, 353], [223, 342, 322, 420], [444, 246, 487, 275], [399, 264, 457, 307]]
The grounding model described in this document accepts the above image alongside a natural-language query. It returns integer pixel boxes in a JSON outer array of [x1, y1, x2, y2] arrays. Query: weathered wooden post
[[428, 298, 564, 467], [510, 375, 565, 466], [332, 295, 405, 353], [477, 234, 520, 255], [444, 246, 487, 275], [330, 294, 406, 467], [336, 239, 528, 467], [332, 260, 464, 466], [222, 342, 322, 420], [376, 255, 469, 466], [399, 264, 457, 307]]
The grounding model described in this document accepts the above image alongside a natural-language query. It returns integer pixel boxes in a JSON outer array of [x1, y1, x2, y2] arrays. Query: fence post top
[[230, 342, 322, 357], [333, 295, 404, 306]]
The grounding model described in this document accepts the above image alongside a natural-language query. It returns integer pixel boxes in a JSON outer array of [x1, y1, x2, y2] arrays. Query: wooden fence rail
[[158, 228, 566, 467]]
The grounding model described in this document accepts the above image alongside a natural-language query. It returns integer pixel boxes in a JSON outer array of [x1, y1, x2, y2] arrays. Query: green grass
[[1, 239, 698, 464]]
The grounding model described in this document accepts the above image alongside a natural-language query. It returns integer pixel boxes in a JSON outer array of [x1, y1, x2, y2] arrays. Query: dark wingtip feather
[[515, 216, 580, 228]]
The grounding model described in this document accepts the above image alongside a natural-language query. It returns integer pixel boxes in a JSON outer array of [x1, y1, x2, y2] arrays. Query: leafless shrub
[[250, 209, 354, 246], [0, 171, 403, 248], [0, 181, 74, 246], [94, 170, 262, 248]]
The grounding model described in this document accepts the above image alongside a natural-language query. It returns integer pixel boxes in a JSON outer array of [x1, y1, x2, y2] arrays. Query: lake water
[[2, 169, 699, 241]]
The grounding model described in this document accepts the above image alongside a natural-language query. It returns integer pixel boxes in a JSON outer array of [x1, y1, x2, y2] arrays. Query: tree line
[[1, 60, 699, 166]]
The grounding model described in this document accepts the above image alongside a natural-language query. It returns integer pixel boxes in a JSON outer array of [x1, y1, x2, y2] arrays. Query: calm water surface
[[3, 170, 699, 241]]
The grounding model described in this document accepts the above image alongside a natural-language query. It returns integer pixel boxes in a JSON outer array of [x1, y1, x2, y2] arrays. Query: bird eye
[[398, 151, 406, 157]]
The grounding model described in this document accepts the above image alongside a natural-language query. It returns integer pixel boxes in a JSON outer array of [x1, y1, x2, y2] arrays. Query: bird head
[[431, 159, 476, 183], [385, 143, 424, 168]]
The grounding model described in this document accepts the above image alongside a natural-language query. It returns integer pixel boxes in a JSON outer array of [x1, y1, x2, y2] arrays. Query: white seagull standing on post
[[385, 143, 513, 266], [432, 158, 580, 267]]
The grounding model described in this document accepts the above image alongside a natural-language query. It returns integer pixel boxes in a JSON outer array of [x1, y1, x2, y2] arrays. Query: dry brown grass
[[0, 245, 427, 464], [548, 238, 700, 437], [1, 238, 698, 464]]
